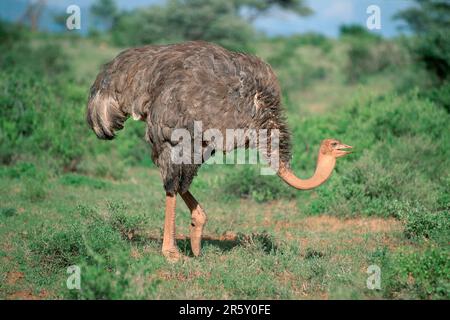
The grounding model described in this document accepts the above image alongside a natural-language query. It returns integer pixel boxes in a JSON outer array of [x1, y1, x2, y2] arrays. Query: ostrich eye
[[331, 142, 338, 147]]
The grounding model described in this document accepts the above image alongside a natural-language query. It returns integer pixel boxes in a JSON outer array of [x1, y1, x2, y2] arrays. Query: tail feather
[[86, 91, 127, 140]]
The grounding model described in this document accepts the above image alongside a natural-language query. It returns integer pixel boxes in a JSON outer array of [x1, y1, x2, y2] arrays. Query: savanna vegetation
[[0, 0, 449, 299]]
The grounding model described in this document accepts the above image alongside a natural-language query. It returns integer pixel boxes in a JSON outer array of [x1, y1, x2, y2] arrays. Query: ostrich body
[[87, 41, 351, 261]]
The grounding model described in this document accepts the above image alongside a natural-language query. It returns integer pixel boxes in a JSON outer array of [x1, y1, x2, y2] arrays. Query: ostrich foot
[[162, 246, 182, 263]]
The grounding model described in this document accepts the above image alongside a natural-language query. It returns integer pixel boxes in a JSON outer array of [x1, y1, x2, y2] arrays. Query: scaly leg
[[162, 192, 181, 262], [181, 191, 207, 257]]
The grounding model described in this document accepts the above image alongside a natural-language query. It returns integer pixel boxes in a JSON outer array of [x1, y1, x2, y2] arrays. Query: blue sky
[[254, 0, 413, 37], [2, 0, 414, 37]]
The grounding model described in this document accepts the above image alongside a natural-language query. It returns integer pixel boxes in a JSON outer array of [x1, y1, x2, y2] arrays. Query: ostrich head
[[277, 138, 352, 190], [320, 139, 353, 158]]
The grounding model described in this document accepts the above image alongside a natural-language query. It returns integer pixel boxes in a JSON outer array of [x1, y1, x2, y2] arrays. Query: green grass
[[0, 28, 449, 300], [1, 162, 447, 299]]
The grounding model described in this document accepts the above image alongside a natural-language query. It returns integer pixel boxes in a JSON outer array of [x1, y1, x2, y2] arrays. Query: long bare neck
[[278, 152, 336, 190]]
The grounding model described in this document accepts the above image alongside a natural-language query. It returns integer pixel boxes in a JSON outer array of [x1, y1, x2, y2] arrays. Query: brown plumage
[[87, 41, 291, 194], [87, 41, 351, 261]]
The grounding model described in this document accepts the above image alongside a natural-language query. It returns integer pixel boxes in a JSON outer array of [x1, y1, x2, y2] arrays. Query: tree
[[111, 0, 312, 51], [90, 0, 118, 31], [394, 0, 450, 82], [19, 0, 47, 31], [394, 0, 450, 34], [238, 0, 312, 21]]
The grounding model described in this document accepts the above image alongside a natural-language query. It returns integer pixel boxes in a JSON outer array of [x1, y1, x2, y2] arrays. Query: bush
[[344, 39, 406, 83], [267, 35, 328, 89], [404, 210, 449, 243], [31, 221, 125, 270], [0, 161, 49, 201], [0, 207, 17, 218], [0, 20, 27, 45], [383, 248, 450, 299], [107, 200, 146, 240], [415, 29, 450, 83], [340, 25, 381, 40], [387, 200, 450, 243], [293, 92, 450, 216], [69, 257, 131, 299], [0, 39, 69, 76], [339, 25, 409, 83], [0, 23, 97, 170], [0, 162, 38, 179], [0, 48, 86, 168], [60, 174, 108, 189], [223, 91, 449, 210], [68, 251, 163, 299], [31, 224, 85, 268], [111, 0, 254, 52], [223, 165, 296, 202], [422, 80, 450, 112], [21, 176, 49, 202]]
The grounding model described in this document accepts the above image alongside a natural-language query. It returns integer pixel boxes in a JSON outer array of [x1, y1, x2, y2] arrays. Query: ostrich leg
[[181, 191, 207, 256], [162, 192, 181, 262]]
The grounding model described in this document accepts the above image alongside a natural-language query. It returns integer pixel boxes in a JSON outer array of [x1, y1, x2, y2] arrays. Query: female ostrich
[[87, 41, 351, 261]]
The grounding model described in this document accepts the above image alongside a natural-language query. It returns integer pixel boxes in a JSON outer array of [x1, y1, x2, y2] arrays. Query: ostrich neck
[[278, 152, 336, 190]]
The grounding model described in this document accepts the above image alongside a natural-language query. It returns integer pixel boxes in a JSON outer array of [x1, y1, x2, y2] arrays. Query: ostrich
[[87, 41, 352, 261]]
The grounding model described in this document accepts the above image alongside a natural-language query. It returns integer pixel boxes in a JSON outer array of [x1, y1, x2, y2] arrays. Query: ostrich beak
[[335, 143, 353, 157]]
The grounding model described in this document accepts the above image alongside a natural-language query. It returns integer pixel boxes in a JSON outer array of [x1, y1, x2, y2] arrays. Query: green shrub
[[237, 232, 279, 254], [0, 25, 92, 170], [340, 24, 381, 40], [0, 207, 17, 218], [77, 154, 126, 180], [404, 210, 449, 243], [339, 25, 408, 83], [69, 258, 131, 299], [223, 91, 449, 210], [31, 221, 125, 270], [0, 20, 27, 45], [387, 200, 450, 244], [422, 80, 450, 112], [107, 200, 146, 240], [68, 251, 164, 300], [1, 162, 49, 202], [75, 204, 101, 221], [384, 248, 450, 299], [0, 39, 69, 76], [436, 175, 450, 211], [0, 68, 87, 168], [296, 32, 331, 50], [22, 177, 48, 202], [111, 0, 255, 52], [0, 162, 38, 179], [294, 92, 450, 216], [20, 168, 50, 202], [267, 35, 328, 90], [415, 29, 450, 83], [345, 40, 406, 83], [60, 174, 108, 189], [31, 224, 85, 268], [223, 165, 295, 202], [115, 120, 148, 166]]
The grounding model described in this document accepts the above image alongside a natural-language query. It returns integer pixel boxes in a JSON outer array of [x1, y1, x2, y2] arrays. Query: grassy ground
[[1, 35, 448, 300], [0, 165, 415, 299]]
